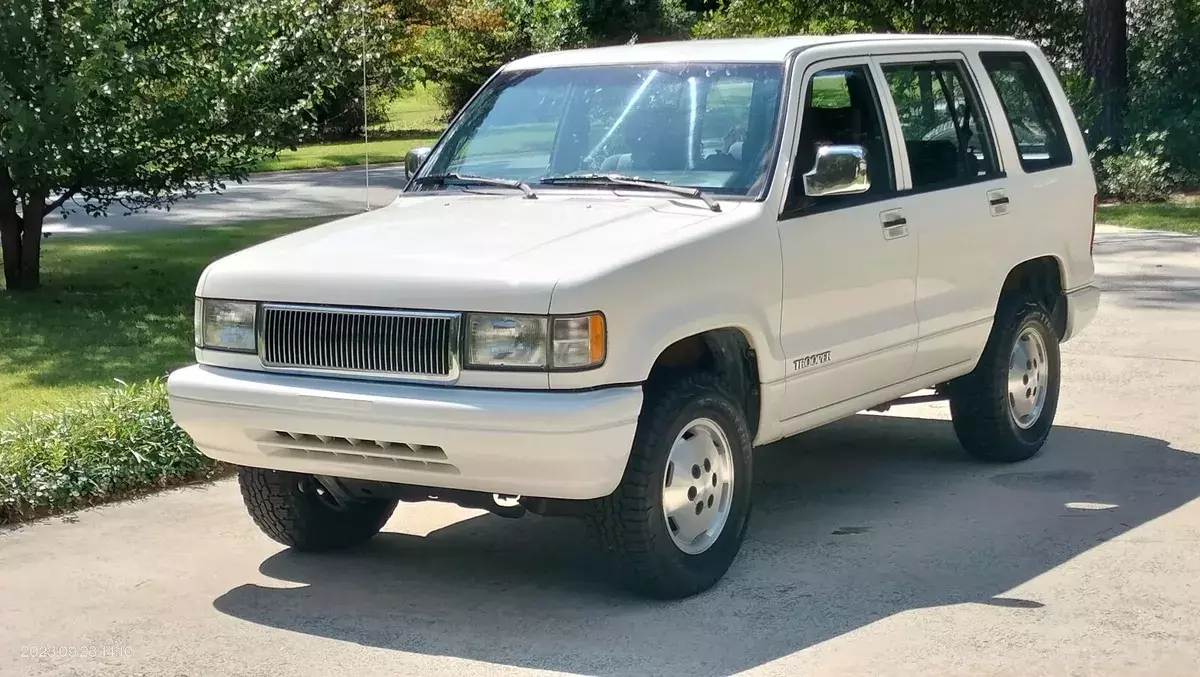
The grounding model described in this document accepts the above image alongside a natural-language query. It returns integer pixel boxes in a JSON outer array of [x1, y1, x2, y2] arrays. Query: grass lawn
[[376, 82, 448, 133], [256, 84, 447, 172], [0, 216, 334, 420], [254, 134, 440, 172], [1099, 196, 1200, 234]]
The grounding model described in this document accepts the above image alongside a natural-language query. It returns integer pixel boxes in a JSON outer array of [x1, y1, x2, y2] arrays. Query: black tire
[[587, 372, 754, 599], [237, 467, 397, 551], [949, 294, 1061, 462]]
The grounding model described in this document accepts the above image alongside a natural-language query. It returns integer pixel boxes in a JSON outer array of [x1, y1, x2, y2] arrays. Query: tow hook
[[490, 494, 527, 519]]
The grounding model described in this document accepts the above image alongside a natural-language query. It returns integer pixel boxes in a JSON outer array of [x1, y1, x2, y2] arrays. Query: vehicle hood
[[198, 193, 735, 313]]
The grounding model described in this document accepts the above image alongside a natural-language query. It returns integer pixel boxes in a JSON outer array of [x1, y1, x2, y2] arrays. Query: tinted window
[[417, 63, 784, 197], [980, 51, 1072, 172], [882, 61, 999, 189], [786, 65, 893, 212]]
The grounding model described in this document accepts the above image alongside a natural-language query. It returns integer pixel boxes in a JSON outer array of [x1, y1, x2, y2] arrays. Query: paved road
[[44, 165, 408, 235], [3, 226, 1199, 676]]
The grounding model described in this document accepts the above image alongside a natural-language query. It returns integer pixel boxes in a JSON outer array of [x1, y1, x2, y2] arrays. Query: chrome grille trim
[[258, 303, 460, 382]]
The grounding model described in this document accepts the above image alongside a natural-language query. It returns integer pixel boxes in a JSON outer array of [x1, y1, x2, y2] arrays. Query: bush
[[1128, 0, 1200, 187], [1097, 133, 1174, 202], [0, 379, 217, 524]]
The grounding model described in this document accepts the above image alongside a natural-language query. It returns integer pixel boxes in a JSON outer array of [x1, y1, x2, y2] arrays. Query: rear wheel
[[587, 373, 753, 599], [949, 295, 1061, 462], [238, 467, 397, 551]]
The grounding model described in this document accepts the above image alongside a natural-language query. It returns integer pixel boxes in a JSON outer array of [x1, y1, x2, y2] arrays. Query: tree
[[411, 0, 696, 115], [0, 0, 358, 290], [694, 0, 1081, 61], [1084, 0, 1129, 149]]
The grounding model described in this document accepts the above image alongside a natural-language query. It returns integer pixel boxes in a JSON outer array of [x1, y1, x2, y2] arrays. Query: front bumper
[[167, 365, 642, 500], [1062, 284, 1101, 342]]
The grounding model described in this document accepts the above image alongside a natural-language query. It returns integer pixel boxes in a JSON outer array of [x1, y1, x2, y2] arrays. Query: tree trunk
[[19, 198, 45, 290], [0, 210, 21, 291], [1084, 0, 1129, 150], [0, 171, 45, 291]]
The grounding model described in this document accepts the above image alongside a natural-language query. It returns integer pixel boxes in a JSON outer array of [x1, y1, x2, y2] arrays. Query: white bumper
[[1062, 284, 1101, 342], [167, 365, 642, 500]]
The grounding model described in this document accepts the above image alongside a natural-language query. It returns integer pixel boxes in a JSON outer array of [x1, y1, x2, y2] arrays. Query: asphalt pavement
[[43, 165, 408, 235], [2, 225, 1199, 676]]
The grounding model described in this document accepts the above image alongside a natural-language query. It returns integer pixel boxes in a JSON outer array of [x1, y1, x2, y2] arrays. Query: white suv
[[168, 34, 1101, 598]]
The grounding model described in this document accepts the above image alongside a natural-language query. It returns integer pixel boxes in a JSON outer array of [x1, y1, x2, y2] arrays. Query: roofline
[[502, 34, 1029, 71]]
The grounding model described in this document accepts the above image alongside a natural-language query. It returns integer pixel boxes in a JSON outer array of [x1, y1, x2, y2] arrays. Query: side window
[[882, 61, 999, 190], [785, 65, 894, 212], [980, 51, 1072, 172]]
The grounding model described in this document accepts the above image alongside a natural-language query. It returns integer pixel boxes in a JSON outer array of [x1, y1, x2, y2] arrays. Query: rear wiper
[[540, 173, 721, 212], [413, 173, 537, 199]]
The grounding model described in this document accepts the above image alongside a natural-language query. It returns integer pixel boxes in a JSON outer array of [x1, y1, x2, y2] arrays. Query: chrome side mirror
[[803, 144, 870, 197], [405, 146, 432, 180]]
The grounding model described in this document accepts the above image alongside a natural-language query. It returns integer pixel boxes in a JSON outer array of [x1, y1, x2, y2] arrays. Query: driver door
[[777, 57, 919, 420]]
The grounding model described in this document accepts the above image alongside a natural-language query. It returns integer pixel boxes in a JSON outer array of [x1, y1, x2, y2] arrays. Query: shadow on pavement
[[213, 414, 1200, 675]]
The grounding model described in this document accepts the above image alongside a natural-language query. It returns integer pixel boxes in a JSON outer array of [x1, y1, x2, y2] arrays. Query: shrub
[[1097, 133, 1174, 202], [1128, 0, 1200, 187], [0, 379, 217, 524]]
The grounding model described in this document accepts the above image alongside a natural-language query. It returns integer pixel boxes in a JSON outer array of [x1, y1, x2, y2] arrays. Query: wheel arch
[[646, 326, 763, 441], [999, 255, 1068, 339]]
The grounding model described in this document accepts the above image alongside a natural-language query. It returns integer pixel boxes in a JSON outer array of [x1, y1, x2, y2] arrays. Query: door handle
[[986, 189, 1010, 216], [879, 209, 909, 239]]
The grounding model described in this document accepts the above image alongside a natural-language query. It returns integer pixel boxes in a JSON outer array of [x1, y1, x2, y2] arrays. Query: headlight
[[195, 299, 257, 353], [465, 312, 605, 370], [466, 314, 548, 368]]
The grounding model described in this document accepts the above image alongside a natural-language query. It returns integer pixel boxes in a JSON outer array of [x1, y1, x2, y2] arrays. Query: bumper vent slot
[[256, 431, 459, 475]]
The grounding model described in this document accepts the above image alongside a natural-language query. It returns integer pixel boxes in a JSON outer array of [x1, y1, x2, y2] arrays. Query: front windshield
[[413, 62, 785, 197]]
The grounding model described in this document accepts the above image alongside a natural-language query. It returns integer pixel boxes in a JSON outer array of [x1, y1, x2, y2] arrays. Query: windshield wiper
[[540, 173, 721, 212], [414, 173, 537, 199]]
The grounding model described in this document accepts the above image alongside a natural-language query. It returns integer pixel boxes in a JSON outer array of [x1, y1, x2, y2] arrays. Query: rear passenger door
[[874, 53, 1009, 377]]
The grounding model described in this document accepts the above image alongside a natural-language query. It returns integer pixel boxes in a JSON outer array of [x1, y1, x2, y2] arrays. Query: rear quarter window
[[979, 52, 1072, 172]]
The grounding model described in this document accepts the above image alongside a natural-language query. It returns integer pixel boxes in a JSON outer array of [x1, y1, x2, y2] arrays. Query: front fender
[[548, 211, 784, 389]]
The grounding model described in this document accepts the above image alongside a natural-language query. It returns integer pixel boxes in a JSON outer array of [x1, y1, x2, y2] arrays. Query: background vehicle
[[169, 34, 1100, 599]]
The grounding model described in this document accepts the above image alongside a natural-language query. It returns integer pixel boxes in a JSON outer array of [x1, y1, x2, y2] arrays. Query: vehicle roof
[[504, 34, 1028, 70]]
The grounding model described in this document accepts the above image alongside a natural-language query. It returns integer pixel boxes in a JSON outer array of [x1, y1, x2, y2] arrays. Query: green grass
[[376, 82, 448, 133], [256, 84, 448, 172], [255, 134, 440, 172], [1099, 197, 1200, 234], [0, 216, 334, 420]]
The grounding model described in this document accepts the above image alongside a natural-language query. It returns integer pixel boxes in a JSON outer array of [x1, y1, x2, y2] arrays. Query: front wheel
[[587, 373, 754, 599], [238, 467, 398, 551], [949, 295, 1061, 462]]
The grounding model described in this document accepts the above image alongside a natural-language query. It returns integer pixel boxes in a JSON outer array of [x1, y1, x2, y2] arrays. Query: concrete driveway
[[43, 165, 407, 235], [3, 226, 1199, 676]]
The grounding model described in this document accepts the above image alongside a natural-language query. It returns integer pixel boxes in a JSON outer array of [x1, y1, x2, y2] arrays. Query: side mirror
[[803, 144, 870, 198], [405, 146, 432, 180]]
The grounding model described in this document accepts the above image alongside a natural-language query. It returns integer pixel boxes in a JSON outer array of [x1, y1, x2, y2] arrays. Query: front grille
[[259, 304, 460, 381]]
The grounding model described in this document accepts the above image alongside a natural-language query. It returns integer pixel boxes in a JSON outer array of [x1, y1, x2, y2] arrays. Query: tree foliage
[[0, 0, 359, 290], [412, 0, 695, 115], [1127, 0, 1200, 183], [309, 1, 422, 140], [694, 0, 1081, 61]]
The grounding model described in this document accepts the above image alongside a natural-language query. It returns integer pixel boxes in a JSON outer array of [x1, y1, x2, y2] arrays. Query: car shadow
[[212, 414, 1200, 675]]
